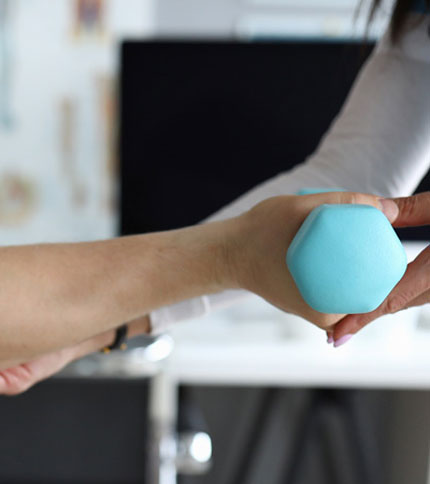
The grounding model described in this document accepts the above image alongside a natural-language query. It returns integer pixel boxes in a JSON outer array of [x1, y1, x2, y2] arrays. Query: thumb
[[297, 192, 399, 224]]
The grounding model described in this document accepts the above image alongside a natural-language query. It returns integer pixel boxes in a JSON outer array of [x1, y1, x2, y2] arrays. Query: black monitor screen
[[120, 40, 429, 240]]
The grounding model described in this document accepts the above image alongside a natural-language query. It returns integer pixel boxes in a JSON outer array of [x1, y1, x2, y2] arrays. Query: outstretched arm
[[0, 191, 392, 369], [0, 220, 234, 366]]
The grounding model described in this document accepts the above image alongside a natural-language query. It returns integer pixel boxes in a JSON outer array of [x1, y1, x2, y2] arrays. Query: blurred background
[[0, 0, 153, 245], [0, 0, 389, 246], [1, 1, 430, 484]]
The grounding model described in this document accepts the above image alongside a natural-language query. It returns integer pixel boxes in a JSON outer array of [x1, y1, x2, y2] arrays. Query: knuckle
[[338, 191, 377, 207], [421, 247, 430, 266], [338, 192, 359, 205], [384, 293, 408, 315], [397, 194, 420, 220], [415, 191, 430, 206]]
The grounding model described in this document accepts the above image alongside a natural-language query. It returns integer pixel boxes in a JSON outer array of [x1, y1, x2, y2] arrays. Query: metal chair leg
[[226, 388, 281, 484], [280, 390, 382, 484]]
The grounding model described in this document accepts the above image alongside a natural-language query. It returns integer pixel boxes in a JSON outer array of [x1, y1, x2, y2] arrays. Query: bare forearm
[[0, 219, 237, 362]]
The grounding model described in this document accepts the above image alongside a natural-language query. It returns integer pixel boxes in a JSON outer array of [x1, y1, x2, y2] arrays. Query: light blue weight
[[286, 204, 407, 314], [296, 188, 346, 195]]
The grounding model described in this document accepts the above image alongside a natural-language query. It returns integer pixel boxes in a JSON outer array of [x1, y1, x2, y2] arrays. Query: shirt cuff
[[149, 289, 251, 334], [149, 295, 211, 335]]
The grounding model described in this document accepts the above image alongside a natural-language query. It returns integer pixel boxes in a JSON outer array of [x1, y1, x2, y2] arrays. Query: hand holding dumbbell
[[235, 190, 400, 331]]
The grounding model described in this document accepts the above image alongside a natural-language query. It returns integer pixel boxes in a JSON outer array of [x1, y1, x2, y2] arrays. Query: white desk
[[167, 303, 430, 390], [160, 293, 430, 484]]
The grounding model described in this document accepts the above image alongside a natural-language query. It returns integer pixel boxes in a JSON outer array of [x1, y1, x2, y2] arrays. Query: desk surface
[[168, 306, 430, 389], [62, 307, 430, 390], [169, 331, 430, 390]]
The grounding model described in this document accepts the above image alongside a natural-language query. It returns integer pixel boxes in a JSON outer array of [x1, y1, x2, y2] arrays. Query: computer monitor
[[120, 40, 429, 240]]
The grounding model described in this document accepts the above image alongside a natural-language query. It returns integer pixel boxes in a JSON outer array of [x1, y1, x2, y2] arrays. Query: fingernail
[[379, 199, 399, 223], [334, 334, 353, 348], [327, 335, 334, 344]]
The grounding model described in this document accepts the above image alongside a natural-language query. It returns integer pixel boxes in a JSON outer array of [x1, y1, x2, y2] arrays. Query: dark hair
[[370, 0, 430, 42]]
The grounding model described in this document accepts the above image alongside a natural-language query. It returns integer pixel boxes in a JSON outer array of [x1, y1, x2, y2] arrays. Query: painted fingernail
[[327, 335, 334, 344], [379, 199, 399, 223], [334, 334, 353, 348]]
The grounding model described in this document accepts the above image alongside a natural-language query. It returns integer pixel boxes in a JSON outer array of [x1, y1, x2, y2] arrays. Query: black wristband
[[101, 324, 128, 354]]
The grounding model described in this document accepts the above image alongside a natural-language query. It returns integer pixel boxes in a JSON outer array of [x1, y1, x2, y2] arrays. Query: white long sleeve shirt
[[150, 12, 430, 334]]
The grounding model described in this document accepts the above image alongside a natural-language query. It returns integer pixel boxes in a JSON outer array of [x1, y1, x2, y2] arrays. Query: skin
[[333, 192, 430, 344], [0, 191, 393, 395], [0, 315, 150, 396], [0, 221, 234, 367]]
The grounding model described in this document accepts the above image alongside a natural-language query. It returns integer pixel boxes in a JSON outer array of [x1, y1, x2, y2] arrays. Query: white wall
[[0, 0, 155, 245], [154, 0, 391, 38]]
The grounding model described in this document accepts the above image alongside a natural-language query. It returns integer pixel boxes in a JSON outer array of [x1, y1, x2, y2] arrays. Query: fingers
[[0, 365, 33, 396], [403, 288, 430, 309], [0, 341, 108, 396], [333, 246, 430, 342], [323, 192, 430, 344], [0, 321, 144, 396], [296, 191, 399, 223], [391, 192, 430, 228], [0, 322, 144, 396]]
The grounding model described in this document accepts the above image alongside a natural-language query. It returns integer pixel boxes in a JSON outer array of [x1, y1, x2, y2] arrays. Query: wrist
[[226, 211, 259, 294], [215, 216, 248, 291], [195, 217, 246, 293], [156, 219, 243, 298]]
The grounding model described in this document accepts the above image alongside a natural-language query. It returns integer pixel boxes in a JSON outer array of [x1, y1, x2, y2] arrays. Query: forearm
[[301, 19, 430, 198], [0, 220, 236, 363]]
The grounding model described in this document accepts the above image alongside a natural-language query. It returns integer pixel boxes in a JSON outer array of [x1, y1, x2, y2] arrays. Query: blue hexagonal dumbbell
[[296, 188, 346, 195], [286, 194, 407, 314]]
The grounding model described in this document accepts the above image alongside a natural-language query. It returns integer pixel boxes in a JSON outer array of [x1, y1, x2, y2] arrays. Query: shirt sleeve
[[150, 13, 430, 334]]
